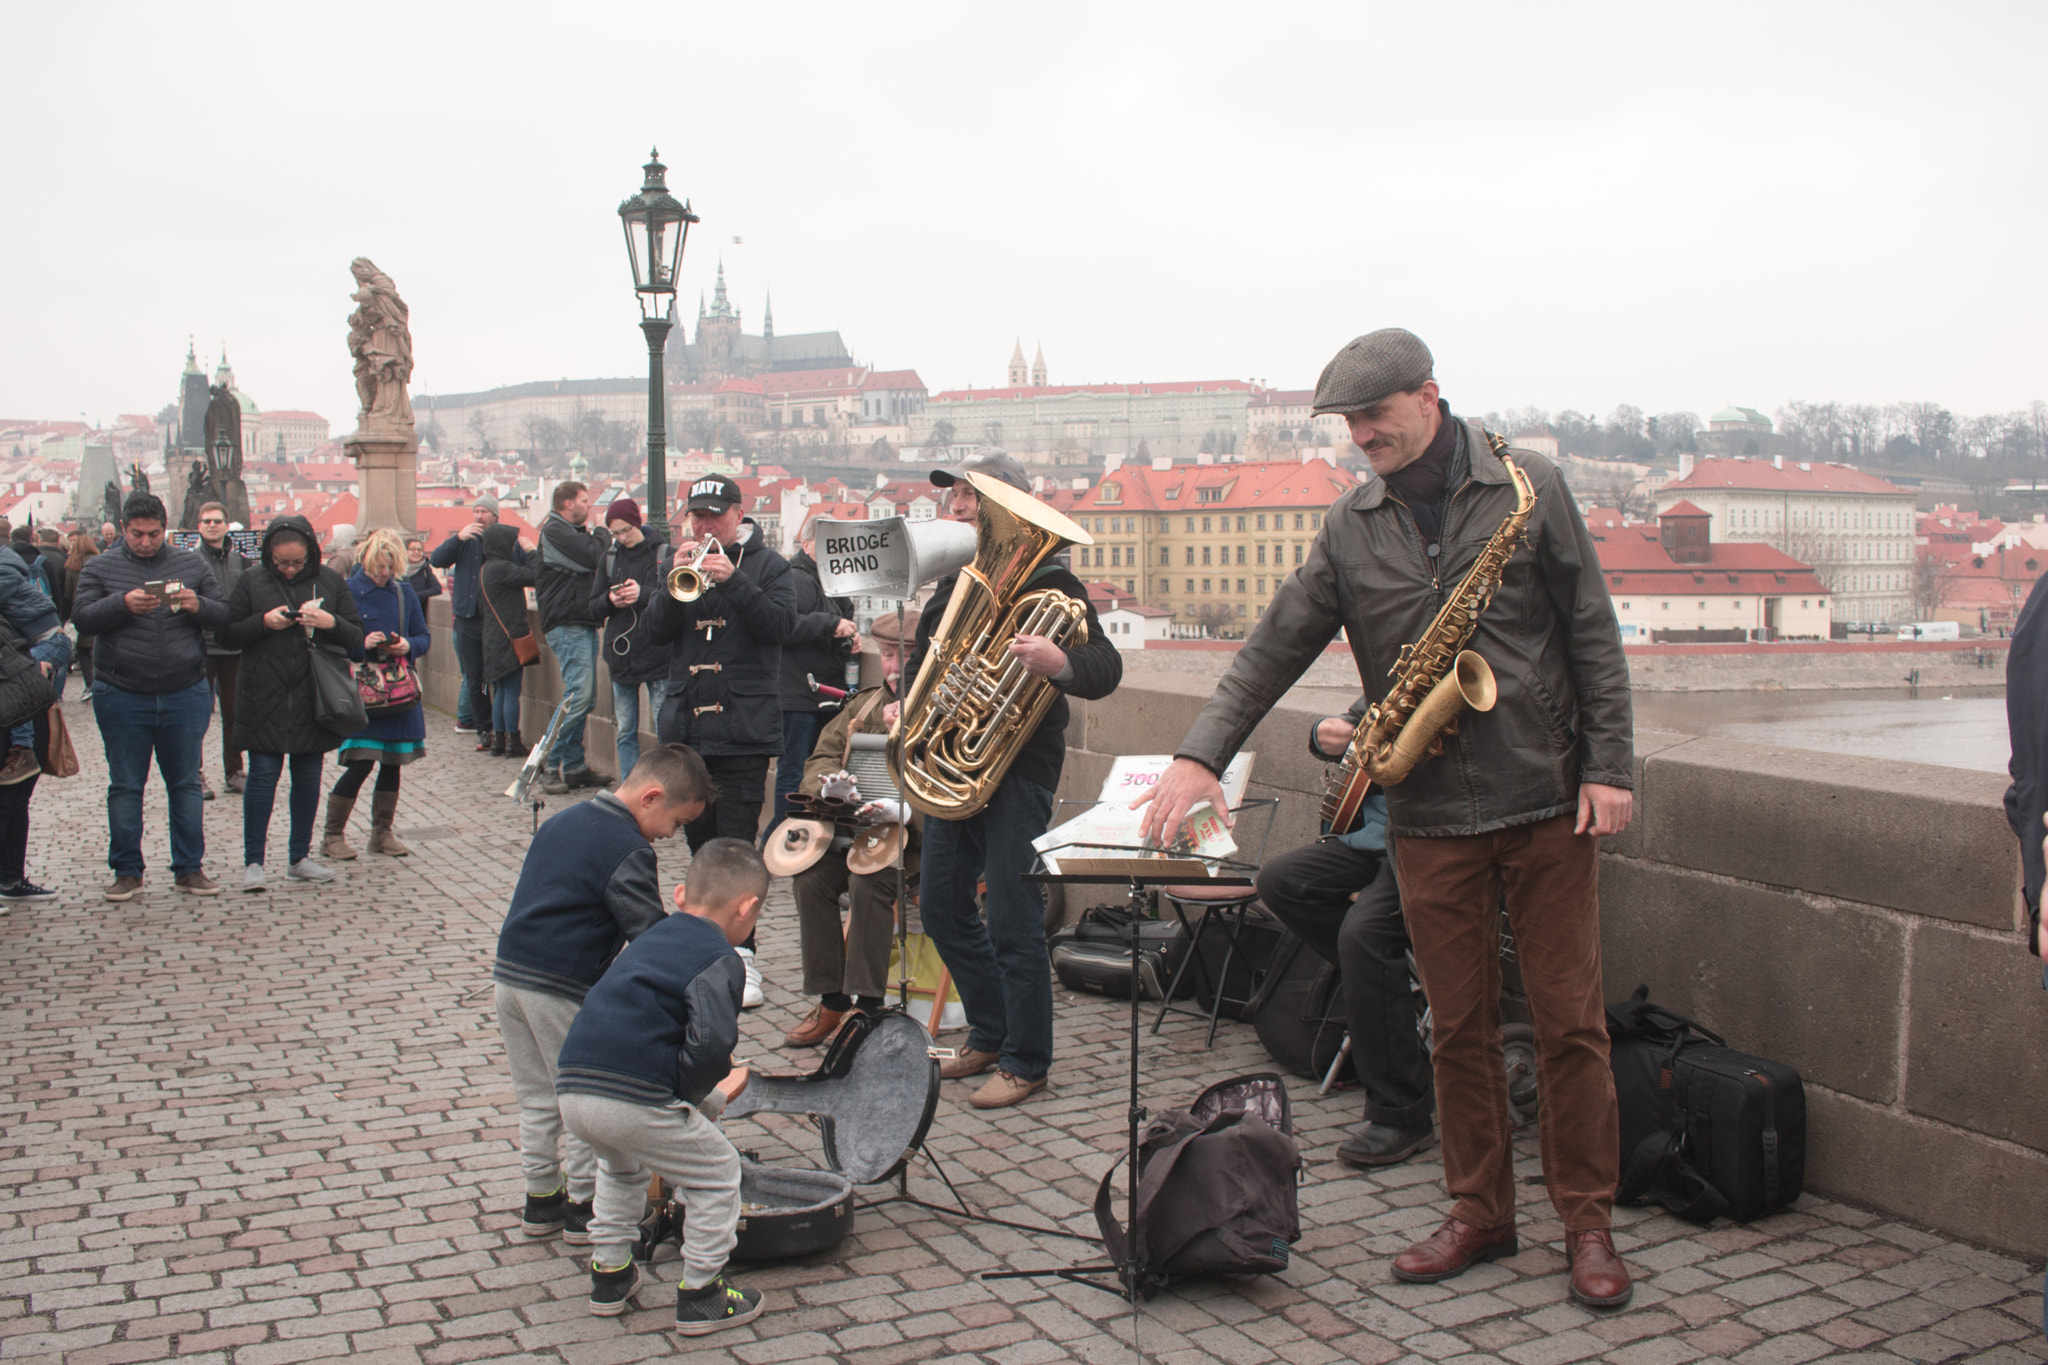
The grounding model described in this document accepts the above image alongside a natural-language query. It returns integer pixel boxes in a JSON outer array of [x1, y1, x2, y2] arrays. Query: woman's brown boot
[[322, 793, 359, 861], [503, 729, 530, 757], [369, 790, 411, 856], [490, 731, 507, 757]]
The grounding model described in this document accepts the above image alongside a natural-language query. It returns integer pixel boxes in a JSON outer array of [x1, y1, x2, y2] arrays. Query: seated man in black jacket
[[897, 453, 1123, 1109], [1256, 701, 1433, 1167]]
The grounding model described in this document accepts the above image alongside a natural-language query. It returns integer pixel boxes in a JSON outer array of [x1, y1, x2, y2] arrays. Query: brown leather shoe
[[968, 1069, 1046, 1109], [1391, 1216, 1519, 1284], [782, 1003, 846, 1048], [937, 1047, 999, 1081], [1567, 1229, 1633, 1308]]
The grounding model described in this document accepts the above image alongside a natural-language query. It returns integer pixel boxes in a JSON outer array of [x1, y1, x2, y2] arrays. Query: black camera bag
[[1049, 906, 1192, 1002], [1607, 986, 1805, 1224]]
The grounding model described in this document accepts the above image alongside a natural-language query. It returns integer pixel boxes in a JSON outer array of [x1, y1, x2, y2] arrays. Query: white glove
[[861, 799, 911, 826]]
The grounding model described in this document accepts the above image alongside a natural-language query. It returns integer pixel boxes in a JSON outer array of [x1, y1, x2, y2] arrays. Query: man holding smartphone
[[70, 491, 231, 899]]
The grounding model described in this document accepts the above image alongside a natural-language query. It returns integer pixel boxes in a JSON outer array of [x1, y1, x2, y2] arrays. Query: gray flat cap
[[1311, 329, 1434, 415]]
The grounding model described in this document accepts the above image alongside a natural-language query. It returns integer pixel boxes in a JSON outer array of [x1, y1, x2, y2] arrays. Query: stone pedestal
[[347, 431, 418, 535]]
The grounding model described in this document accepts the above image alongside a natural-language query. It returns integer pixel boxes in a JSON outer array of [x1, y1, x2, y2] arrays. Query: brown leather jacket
[[1175, 418, 1633, 837]]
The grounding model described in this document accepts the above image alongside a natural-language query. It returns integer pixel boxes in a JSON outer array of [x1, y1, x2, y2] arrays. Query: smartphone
[[143, 580, 167, 596]]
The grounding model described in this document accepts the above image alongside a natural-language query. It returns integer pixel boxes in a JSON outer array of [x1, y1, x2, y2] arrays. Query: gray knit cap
[[473, 493, 500, 514], [1311, 329, 1435, 415]]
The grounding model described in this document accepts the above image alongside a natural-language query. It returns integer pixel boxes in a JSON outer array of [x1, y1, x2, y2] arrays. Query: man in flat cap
[[1137, 329, 1637, 1308]]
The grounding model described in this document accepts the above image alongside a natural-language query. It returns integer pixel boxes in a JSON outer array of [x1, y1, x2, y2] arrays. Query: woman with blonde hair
[[326, 528, 430, 858]]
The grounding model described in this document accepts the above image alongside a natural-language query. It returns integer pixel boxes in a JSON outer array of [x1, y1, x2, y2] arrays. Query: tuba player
[[889, 452, 1123, 1109], [1137, 330, 1638, 1309]]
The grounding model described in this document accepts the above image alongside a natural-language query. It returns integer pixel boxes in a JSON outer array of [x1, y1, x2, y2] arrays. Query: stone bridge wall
[[418, 599, 2047, 1258]]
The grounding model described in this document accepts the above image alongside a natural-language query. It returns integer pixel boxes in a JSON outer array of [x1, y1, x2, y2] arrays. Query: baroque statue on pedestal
[[346, 257, 415, 439]]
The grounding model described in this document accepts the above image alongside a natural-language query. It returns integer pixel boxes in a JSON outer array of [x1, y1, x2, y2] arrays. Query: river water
[[1631, 686, 2010, 775]]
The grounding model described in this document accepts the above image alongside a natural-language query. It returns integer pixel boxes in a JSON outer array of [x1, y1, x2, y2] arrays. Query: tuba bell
[[665, 537, 721, 602], [889, 472, 1093, 820]]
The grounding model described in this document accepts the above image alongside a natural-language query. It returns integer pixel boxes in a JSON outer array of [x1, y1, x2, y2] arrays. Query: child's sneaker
[[562, 1197, 593, 1246], [521, 1188, 567, 1237], [674, 1272, 762, 1335], [588, 1259, 639, 1317]]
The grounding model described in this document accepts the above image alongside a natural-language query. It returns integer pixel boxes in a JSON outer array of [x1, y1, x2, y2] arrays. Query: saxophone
[[1321, 436, 1539, 835], [890, 472, 1093, 820]]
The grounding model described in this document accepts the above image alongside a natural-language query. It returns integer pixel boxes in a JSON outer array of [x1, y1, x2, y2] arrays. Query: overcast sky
[[4, 2, 2042, 436]]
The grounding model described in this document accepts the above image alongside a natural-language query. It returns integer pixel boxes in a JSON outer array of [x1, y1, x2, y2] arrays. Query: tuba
[[890, 473, 1093, 820], [1321, 436, 1539, 835]]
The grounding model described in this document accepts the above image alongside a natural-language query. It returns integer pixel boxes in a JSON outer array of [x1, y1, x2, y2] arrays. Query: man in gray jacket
[[1138, 329, 1636, 1310]]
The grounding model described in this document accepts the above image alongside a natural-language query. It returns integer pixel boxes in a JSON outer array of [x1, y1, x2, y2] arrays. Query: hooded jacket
[[216, 515, 365, 755], [71, 533, 229, 694], [536, 509, 604, 632], [477, 523, 538, 683], [589, 526, 670, 686], [429, 522, 525, 618], [649, 519, 798, 757], [1173, 418, 1634, 837], [778, 548, 855, 712]]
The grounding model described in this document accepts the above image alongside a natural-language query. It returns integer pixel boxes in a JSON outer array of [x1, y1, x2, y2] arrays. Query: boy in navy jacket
[[557, 838, 767, 1335], [493, 745, 712, 1244]]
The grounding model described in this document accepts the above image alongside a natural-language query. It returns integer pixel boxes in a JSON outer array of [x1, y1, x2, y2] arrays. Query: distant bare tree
[[1910, 550, 1956, 619], [1187, 600, 1236, 638]]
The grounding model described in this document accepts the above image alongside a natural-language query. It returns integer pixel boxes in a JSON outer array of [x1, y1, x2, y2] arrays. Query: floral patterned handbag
[[356, 657, 421, 716]]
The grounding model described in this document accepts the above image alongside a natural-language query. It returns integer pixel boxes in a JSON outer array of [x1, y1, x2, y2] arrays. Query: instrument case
[[1049, 911, 1193, 1002]]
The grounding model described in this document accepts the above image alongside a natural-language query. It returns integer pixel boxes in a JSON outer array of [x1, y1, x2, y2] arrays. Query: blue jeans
[[769, 709, 828, 837], [243, 751, 323, 866], [91, 678, 212, 879], [492, 673, 523, 736], [452, 614, 488, 729], [544, 626, 598, 773], [611, 678, 667, 778], [918, 775, 1057, 1081]]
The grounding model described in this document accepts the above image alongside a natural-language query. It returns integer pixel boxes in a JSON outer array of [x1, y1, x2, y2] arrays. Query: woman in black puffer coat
[[217, 516, 363, 892], [476, 523, 538, 755]]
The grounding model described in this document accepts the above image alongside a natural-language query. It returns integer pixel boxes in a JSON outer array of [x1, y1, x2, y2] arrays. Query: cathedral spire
[[709, 259, 734, 319], [1031, 343, 1046, 388], [762, 289, 774, 340], [184, 337, 201, 376], [1008, 339, 1027, 387]]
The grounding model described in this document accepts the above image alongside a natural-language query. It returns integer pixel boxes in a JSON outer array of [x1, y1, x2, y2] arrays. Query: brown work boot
[[1391, 1217, 1519, 1284], [968, 1069, 1047, 1109], [782, 1003, 846, 1049], [103, 875, 143, 903], [322, 792, 359, 860], [1566, 1229, 1633, 1308], [502, 729, 529, 757], [937, 1047, 999, 1081], [369, 790, 411, 856]]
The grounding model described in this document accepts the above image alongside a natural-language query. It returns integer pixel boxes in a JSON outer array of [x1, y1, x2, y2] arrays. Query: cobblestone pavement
[[2, 694, 2043, 1364]]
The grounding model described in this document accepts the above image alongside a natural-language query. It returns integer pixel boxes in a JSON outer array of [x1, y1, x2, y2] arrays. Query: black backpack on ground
[[1245, 932, 1354, 1085], [1607, 985, 1806, 1224], [1181, 904, 1287, 1021], [1093, 1074, 1302, 1290]]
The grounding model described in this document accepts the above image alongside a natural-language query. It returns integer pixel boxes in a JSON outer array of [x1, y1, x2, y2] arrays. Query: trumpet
[[665, 538, 722, 602]]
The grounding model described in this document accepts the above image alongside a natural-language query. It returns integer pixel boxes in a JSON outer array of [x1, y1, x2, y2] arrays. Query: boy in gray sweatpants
[[556, 838, 767, 1335], [492, 745, 711, 1242]]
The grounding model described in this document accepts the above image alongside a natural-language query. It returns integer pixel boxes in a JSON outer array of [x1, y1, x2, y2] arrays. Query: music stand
[[981, 798, 1276, 1355]]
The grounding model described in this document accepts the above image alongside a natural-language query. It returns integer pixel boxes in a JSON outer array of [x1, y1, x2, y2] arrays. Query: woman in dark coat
[[476, 523, 536, 756], [218, 515, 363, 892], [328, 529, 431, 859]]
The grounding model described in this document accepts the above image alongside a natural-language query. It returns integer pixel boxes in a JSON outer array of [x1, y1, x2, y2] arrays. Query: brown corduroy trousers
[[1394, 814, 1619, 1234]]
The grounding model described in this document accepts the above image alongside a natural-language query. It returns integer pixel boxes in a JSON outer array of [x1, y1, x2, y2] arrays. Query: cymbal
[[846, 823, 905, 876], [764, 819, 835, 877]]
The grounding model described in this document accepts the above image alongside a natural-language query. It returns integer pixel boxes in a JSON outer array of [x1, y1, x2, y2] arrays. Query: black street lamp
[[617, 148, 698, 527]]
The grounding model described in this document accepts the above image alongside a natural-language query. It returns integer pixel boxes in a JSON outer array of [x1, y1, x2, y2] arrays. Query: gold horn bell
[[889, 472, 1093, 821]]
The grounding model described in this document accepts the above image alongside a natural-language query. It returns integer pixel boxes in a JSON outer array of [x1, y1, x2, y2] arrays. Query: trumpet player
[[892, 452, 1123, 1109], [1136, 330, 1637, 1309], [650, 475, 799, 1009]]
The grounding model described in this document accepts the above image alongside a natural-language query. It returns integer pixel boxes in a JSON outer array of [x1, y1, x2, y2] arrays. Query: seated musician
[[781, 607, 921, 1048], [1254, 699, 1435, 1167]]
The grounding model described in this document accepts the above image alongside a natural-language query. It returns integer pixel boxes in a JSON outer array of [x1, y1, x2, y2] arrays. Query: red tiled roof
[[930, 379, 1257, 402], [759, 367, 863, 394], [1592, 529, 1827, 593], [1072, 459, 1359, 514], [263, 410, 329, 422], [1249, 389, 1316, 407], [1661, 500, 1710, 518], [1661, 458, 1909, 496], [859, 369, 925, 391], [715, 378, 765, 394]]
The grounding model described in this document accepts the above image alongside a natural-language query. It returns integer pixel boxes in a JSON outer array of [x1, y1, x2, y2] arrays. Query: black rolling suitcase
[[1607, 986, 1805, 1224]]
